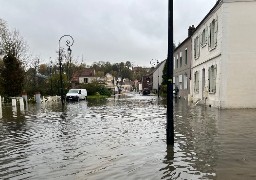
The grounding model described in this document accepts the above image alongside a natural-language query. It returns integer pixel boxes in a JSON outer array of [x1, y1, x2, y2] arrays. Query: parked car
[[66, 89, 87, 101], [142, 88, 150, 95]]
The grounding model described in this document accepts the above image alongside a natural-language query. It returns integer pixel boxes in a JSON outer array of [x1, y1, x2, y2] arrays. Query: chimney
[[188, 25, 195, 37]]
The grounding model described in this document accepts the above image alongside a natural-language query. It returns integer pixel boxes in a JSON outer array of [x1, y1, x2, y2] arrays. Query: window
[[201, 27, 208, 47], [194, 71, 199, 93], [184, 73, 188, 89], [208, 17, 218, 50], [180, 52, 182, 67], [194, 36, 200, 59], [173, 77, 176, 89], [176, 55, 179, 69], [208, 65, 217, 93], [179, 75, 183, 90], [173, 57, 175, 70], [84, 78, 88, 83], [185, 49, 188, 65]]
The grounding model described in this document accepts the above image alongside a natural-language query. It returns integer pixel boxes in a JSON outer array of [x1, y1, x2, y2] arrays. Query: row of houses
[[174, 0, 256, 108], [70, 68, 147, 93]]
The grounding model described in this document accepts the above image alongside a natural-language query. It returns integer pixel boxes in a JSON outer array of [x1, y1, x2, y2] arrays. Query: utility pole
[[166, 0, 174, 145]]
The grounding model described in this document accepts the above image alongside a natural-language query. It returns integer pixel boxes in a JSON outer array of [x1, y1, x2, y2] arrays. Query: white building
[[152, 60, 166, 93], [190, 0, 256, 108]]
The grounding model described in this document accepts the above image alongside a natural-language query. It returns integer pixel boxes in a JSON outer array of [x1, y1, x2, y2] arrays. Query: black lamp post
[[58, 35, 74, 106], [50, 58, 53, 96], [150, 59, 160, 98], [166, 0, 174, 145]]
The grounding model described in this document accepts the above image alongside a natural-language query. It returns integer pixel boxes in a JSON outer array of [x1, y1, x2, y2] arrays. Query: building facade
[[190, 0, 256, 108], [152, 60, 166, 93], [173, 28, 193, 99]]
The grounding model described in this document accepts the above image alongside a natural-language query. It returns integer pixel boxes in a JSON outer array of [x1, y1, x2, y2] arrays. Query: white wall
[[221, 1, 256, 108], [153, 60, 165, 90]]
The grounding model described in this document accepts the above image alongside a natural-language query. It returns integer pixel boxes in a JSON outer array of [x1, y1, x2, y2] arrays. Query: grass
[[87, 95, 109, 99]]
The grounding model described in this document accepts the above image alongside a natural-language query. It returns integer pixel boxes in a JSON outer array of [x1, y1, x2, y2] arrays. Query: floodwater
[[0, 94, 256, 180]]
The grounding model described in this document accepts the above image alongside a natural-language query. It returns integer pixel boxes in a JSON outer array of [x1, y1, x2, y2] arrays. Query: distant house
[[152, 60, 166, 94], [71, 68, 97, 87]]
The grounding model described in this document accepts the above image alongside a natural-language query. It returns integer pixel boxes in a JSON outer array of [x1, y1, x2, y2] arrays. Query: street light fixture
[[58, 35, 74, 106], [150, 59, 160, 98]]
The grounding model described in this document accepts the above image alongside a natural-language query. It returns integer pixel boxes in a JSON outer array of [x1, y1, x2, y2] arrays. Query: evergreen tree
[[1, 53, 25, 96], [162, 60, 167, 85]]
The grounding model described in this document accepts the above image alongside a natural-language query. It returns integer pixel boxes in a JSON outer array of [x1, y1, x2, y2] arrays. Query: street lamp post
[[58, 35, 74, 106], [50, 58, 53, 96], [150, 59, 160, 98], [166, 0, 174, 145]]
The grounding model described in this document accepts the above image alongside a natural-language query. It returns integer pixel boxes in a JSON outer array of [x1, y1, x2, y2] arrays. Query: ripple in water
[[0, 95, 256, 179]]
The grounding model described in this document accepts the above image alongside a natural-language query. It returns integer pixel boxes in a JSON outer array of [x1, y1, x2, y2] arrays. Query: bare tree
[[0, 18, 28, 62]]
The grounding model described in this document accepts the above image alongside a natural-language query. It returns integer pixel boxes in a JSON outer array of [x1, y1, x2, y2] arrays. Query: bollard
[[35, 92, 41, 103], [12, 98, 17, 107], [19, 97, 24, 106], [0, 95, 2, 109], [19, 97, 25, 112]]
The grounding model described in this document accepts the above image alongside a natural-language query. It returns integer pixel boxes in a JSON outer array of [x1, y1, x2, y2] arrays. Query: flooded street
[[0, 94, 256, 180]]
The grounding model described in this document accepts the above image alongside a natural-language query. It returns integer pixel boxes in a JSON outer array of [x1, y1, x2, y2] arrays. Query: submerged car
[[142, 88, 150, 95], [66, 89, 87, 101]]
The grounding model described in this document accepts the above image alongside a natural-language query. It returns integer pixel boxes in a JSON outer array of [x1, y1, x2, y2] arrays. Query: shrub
[[80, 82, 112, 97]]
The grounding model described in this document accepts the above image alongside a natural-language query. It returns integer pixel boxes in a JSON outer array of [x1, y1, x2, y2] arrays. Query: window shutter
[[200, 33, 202, 46], [208, 67, 211, 92], [194, 39, 196, 58], [208, 24, 211, 49], [173, 57, 175, 70], [213, 65, 217, 92], [214, 17, 218, 46], [205, 26, 208, 45], [198, 37, 200, 57]]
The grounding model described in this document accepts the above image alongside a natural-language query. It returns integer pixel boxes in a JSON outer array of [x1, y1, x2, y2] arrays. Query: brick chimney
[[188, 25, 195, 37]]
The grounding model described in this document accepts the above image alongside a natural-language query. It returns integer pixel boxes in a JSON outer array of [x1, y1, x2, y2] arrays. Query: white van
[[66, 89, 87, 101]]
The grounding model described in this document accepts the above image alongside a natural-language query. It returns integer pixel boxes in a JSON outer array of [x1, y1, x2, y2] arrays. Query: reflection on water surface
[[0, 94, 256, 179]]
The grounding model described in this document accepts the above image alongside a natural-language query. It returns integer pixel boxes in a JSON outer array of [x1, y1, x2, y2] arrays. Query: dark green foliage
[[0, 53, 25, 97], [80, 82, 112, 96], [162, 60, 167, 85]]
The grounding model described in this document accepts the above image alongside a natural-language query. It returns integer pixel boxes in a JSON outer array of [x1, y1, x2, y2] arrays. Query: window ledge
[[209, 46, 217, 52], [201, 44, 207, 48]]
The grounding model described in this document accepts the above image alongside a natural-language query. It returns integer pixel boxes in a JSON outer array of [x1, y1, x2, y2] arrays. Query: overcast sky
[[0, 0, 216, 67]]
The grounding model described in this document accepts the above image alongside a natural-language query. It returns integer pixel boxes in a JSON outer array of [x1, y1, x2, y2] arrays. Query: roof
[[71, 68, 95, 82], [174, 0, 221, 51], [193, 0, 222, 33]]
